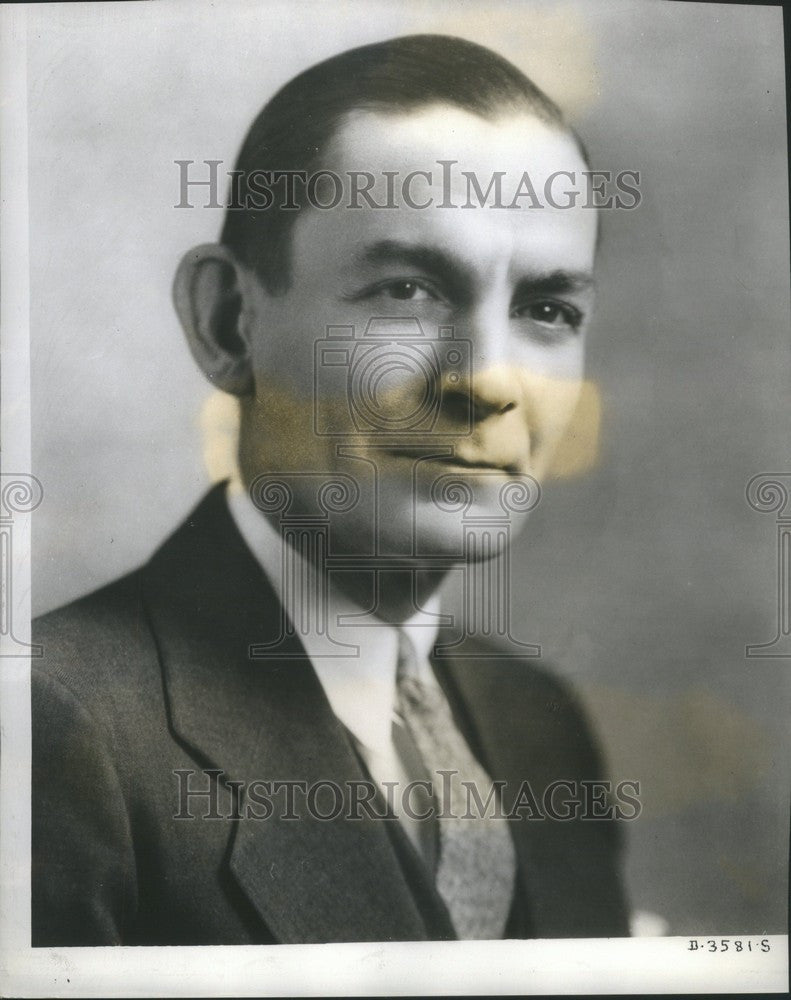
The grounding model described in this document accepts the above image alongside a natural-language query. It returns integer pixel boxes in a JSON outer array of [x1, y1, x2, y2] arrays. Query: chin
[[412, 502, 519, 560]]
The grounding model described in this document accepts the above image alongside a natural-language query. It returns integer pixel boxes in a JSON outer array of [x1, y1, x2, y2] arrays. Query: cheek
[[251, 335, 315, 396], [511, 366, 597, 478], [245, 293, 322, 397], [240, 378, 330, 475], [519, 366, 581, 429], [522, 371, 600, 480], [514, 334, 586, 382]]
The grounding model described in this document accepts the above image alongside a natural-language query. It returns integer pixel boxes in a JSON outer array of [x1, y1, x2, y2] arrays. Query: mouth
[[377, 447, 522, 476]]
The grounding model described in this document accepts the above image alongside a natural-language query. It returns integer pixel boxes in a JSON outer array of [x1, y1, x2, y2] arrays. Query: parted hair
[[220, 34, 577, 292]]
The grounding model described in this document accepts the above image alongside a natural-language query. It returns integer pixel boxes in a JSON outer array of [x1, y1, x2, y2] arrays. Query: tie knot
[[395, 628, 443, 714], [395, 628, 420, 685]]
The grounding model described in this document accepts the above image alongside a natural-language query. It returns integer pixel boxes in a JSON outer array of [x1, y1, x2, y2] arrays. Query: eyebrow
[[356, 240, 471, 299], [355, 239, 595, 299], [513, 270, 596, 297]]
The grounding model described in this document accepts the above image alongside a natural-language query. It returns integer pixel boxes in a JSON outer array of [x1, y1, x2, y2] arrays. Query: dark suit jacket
[[32, 484, 630, 945]]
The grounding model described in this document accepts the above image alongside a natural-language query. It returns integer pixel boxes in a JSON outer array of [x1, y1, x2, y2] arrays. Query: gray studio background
[[29, 0, 790, 934]]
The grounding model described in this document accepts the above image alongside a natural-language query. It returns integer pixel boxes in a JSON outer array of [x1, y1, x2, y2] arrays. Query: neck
[[330, 567, 448, 624]]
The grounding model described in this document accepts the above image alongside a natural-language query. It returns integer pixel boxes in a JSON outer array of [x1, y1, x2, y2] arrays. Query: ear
[[173, 243, 254, 395]]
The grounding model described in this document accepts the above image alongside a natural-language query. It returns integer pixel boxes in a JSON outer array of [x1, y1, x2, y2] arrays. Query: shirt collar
[[225, 477, 441, 756]]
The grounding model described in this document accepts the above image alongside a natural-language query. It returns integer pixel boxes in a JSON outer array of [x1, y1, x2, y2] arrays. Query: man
[[32, 34, 630, 945]]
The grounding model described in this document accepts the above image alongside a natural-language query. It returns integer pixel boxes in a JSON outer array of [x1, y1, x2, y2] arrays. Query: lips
[[378, 447, 521, 476], [430, 454, 521, 475]]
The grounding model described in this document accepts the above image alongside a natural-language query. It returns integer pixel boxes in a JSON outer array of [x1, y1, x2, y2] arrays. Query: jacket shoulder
[[32, 569, 157, 711]]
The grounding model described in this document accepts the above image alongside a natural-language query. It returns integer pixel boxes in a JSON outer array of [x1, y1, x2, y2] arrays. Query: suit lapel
[[143, 485, 429, 943]]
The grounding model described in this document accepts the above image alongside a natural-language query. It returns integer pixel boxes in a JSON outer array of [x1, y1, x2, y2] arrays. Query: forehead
[[291, 105, 597, 280], [332, 105, 586, 184]]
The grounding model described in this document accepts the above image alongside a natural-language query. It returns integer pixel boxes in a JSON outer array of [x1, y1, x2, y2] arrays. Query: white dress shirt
[[225, 477, 444, 852]]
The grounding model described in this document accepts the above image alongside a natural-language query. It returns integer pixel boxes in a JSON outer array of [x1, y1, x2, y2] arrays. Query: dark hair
[[221, 34, 577, 292]]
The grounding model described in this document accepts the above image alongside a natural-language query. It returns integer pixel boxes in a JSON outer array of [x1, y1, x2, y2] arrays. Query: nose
[[439, 305, 522, 424], [441, 365, 521, 426], [468, 304, 522, 416], [470, 366, 521, 420]]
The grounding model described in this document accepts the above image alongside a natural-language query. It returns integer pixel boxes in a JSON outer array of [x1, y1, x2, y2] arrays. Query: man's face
[[238, 105, 597, 557]]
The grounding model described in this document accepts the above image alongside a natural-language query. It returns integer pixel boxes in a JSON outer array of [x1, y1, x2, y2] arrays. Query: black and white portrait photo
[[0, 1, 788, 996]]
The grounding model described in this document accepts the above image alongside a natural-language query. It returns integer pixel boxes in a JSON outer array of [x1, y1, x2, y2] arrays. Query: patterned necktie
[[394, 628, 516, 939]]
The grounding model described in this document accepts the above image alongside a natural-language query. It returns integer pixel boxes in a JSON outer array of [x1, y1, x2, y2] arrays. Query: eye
[[376, 279, 440, 302], [512, 299, 583, 330]]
